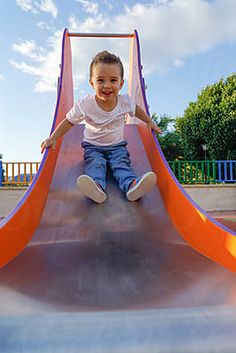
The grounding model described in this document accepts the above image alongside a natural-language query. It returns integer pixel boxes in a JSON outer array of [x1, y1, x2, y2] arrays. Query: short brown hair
[[89, 51, 124, 80]]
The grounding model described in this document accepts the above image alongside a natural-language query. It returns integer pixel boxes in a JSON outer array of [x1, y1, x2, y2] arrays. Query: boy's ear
[[89, 79, 94, 88], [119, 79, 124, 89]]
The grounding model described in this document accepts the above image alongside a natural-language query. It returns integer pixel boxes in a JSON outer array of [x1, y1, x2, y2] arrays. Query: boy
[[41, 51, 162, 203]]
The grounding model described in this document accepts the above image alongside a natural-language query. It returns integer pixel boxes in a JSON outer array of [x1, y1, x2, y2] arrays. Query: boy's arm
[[135, 105, 163, 134], [41, 118, 74, 153]]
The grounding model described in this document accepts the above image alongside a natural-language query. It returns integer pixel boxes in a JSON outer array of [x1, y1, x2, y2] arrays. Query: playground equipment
[[0, 29, 236, 352]]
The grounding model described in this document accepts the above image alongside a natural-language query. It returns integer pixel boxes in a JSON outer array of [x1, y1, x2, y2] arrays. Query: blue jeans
[[81, 141, 137, 193]]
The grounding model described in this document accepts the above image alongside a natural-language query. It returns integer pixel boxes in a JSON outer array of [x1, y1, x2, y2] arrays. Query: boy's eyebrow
[[95, 75, 120, 79]]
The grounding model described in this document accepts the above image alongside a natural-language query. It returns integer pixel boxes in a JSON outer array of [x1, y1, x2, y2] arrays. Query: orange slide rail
[[129, 30, 236, 271], [0, 29, 74, 268]]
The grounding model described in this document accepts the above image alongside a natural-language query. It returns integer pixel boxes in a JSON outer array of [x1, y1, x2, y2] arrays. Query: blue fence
[[168, 160, 236, 184], [215, 160, 236, 182]]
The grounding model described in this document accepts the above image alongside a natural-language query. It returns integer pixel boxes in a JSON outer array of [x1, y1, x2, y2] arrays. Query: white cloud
[[68, 12, 106, 32], [13, 40, 36, 56], [174, 59, 184, 68], [103, 0, 114, 11], [115, 0, 236, 73], [12, 0, 236, 92], [37, 21, 53, 30], [16, 0, 58, 17], [10, 31, 62, 92], [69, 0, 236, 76], [12, 40, 45, 62], [16, 0, 38, 13], [0, 74, 5, 81], [76, 0, 99, 15], [10, 60, 42, 76], [39, 0, 58, 18]]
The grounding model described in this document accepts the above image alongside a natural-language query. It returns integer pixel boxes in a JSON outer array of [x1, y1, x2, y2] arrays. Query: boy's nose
[[104, 81, 111, 88]]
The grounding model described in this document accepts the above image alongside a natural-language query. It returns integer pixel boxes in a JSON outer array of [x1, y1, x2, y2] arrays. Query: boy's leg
[[81, 142, 107, 191], [76, 175, 106, 203], [108, 141, 157, 201], [108, 142, 137, 193], [77, 142, 107, 203], [126, 171, 157, 201]]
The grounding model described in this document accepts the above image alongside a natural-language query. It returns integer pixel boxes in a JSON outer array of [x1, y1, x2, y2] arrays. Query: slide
[[1, 29, 236, 352]]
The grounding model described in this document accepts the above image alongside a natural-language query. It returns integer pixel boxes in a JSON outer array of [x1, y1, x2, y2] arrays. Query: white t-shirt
[[66, 94, 135, 146]]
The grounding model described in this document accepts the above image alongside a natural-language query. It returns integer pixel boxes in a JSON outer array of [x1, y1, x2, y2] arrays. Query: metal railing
[[68, 32, 134, 38], [0, 162, 40, 186], [0, 160, 235, 186], [216, 160, 236, 183], [168, 160, 236, 184]]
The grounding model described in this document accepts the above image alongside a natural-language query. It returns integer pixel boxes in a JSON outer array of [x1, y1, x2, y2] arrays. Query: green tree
[[176, 73, 236, 160], [152, 113, 183, 160]]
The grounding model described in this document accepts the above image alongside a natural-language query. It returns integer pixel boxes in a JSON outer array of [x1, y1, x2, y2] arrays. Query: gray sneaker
[[76, 175, 107, 203], [126, 171, 157, 201]]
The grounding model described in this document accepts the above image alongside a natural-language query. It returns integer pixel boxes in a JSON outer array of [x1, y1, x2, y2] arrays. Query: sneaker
[[126, 171, 157, 201], [76, 175, 107, 203]]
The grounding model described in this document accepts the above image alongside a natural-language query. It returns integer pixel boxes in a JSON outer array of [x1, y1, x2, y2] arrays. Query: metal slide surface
[[1, 29, 236, 352]]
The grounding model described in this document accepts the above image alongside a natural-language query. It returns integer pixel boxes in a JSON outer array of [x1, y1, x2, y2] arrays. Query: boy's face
[[89, 63, 124, 107]]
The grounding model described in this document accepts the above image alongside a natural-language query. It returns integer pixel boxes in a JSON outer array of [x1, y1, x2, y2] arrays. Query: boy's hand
[[147, 121, 163, 134], [41, 137, 56, 153]]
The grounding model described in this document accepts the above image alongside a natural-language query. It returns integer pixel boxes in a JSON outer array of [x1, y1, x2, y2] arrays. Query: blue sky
[[0, 0, 235, 162]]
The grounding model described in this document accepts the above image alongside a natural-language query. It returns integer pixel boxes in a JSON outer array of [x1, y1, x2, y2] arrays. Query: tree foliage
[[152, 113, 183, 160], [175, 73, 236, 160]]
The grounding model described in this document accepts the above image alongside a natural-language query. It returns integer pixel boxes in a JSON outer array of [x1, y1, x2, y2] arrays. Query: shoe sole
[[76, 175, 106, 204], [126, 172, 157, 201]]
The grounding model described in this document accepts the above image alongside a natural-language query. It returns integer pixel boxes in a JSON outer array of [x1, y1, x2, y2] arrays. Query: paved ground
[[208, 211, 236, 232], [208, 211, 236, 219], [0, 188, 26, 218]]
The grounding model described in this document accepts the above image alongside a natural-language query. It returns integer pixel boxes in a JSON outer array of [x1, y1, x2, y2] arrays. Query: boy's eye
[[97, 79, 104, 83], [111, 79, 118, 83]]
